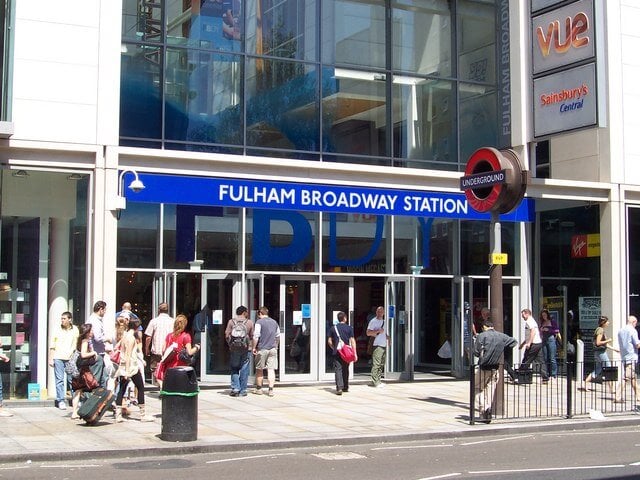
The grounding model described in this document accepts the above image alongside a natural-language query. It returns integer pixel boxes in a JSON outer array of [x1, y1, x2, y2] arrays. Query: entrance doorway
[[323, 277, 354, 381], [199, 274, 240, 382]]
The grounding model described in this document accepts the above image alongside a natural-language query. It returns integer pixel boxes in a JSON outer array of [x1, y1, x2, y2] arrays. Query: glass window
[[246, 0, 317, 61], [122, 0, 163, 43], [245, 58, 319, 151], [246, 209, 317, 271], [322, 213, 388, 273], [321, 0, 386, 69], [458, 84, 496, 165], [394, 216, 452, 274], [165, 48, 243, 146], [162, 204, 242, 270], [166, 0, 243, 51], [195, 208, 241, 270], [461, 220, 516, 276], [539, 206, 600, 279], [457, 0, 495, 84], [120, 44, 163, 141], [322, 67, 388, 159], [392, 77, 455, 169], [117, 202, 160, 269], [629, 207, 640, 315], [391, 0, 451, 77]]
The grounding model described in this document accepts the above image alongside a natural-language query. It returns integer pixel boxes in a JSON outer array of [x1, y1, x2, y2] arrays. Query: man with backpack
[[224, 306, 254, 397]]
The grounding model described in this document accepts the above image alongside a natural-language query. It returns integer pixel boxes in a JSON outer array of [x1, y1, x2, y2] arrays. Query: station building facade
[[0, 0, 635, 396]]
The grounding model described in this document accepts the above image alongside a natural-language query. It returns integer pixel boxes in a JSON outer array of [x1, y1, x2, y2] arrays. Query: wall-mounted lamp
[[110, 169, 145, 212], [12, 170, 29, 178]]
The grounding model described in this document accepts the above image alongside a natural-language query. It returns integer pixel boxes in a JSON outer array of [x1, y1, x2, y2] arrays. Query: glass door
[[279, 277, 317, 381], [386, 277, 412, 380], [322, 277, 354, 381], [199, 274, 241, 382]]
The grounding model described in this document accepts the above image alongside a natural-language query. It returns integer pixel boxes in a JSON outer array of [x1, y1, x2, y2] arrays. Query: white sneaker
[[374, 382, 386, 388], [0, 409, 13, 417], [58, 401, 67, 410]]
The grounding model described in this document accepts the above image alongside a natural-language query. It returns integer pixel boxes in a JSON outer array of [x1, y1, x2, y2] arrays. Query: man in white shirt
[[367, 306, 389, 388], [144, 303, 175, 384], [615, 315, 640, 402], [519, 308, 549, 382]]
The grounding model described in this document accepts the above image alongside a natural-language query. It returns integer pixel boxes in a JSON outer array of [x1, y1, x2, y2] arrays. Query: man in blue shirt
[[615, 315, 640, 403]]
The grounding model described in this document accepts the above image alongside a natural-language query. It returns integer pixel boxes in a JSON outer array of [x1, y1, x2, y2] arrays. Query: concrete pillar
[[47, 218, 70, 400]]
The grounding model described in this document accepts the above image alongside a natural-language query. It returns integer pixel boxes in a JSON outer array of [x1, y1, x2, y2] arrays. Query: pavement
[[1, 374, 638, 463]]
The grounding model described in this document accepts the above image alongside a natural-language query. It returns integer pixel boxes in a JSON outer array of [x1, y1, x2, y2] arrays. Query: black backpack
[[228, 318, 249, 351]]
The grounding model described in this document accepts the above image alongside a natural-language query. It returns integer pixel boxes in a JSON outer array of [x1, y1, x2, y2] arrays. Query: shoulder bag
[[335, 326, 356, 363]]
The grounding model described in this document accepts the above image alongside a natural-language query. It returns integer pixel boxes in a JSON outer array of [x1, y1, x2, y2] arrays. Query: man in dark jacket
[[473, 319, 517, 422]]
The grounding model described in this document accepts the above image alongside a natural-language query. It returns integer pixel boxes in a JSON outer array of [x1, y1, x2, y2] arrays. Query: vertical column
[[47, 218, 70, 399], [600, 195, 624, 336]]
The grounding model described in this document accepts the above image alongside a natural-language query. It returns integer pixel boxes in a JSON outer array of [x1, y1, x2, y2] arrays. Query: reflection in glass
[[460, 220, 516, 276], [391, 0, 451, 76], [322, 68, 388, 159], [120, 44, 163, 141], [394, 216, 452, 274], [117, 202, 160, 269], [459, 84, 496, 164], [246, 0, 317, 61], [165, 49, 242, 146], [457, 0, 496, 84], [246, 209, 317, 271], [246, 58, 319, 151], [166, 0, 243, 51], [322, 213, 388, 273], [392, 78, 455, 169], [322, 0, 386, 68]]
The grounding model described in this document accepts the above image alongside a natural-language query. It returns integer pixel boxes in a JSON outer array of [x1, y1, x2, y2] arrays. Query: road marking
[[0, 466, 30, 471], [469, 464, 625, 474], [313, 452, 366, 460], [206, 453, 295, 464], [460, 435, 532, 446], [629, 461, 640, 466], [371, 445, 453, 451], [416, 473, 461, 480], [40, 464, 101, 468]]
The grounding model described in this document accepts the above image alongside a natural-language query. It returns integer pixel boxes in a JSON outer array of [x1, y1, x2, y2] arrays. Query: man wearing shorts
[[252, 306, 280, 397]]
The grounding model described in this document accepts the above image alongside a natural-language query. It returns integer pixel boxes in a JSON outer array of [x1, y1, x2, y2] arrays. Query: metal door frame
[[385, 276, 412, 381], [320, 276, 354, 382]]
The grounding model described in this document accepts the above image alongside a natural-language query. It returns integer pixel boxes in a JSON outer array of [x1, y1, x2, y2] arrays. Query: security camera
[[128, 178, 145, 193]]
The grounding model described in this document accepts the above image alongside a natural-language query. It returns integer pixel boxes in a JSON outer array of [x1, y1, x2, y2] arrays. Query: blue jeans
[[53, 359, 72, 404], [543, 335, 558, 377], [590, 349, 610, 378], [230, 350, 250, 393]]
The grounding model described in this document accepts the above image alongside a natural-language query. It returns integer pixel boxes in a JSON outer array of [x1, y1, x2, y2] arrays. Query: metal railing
[[470, 361, 638, 424]]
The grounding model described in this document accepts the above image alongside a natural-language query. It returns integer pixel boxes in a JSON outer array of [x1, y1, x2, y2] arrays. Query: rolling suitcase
[[77, 387, 114, 425]]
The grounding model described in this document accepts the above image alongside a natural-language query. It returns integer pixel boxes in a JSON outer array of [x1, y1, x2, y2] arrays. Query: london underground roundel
[[460, 147, 526, 214]]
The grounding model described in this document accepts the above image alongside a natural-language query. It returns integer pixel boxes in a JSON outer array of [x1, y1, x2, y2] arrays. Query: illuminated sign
[[532, 0, 595, 75], [125, 173, 534, 222], [533, 63, 597, 137]]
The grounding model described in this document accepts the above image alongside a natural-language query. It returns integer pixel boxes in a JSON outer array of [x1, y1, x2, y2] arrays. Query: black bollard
[[160, 366, 199, 441]]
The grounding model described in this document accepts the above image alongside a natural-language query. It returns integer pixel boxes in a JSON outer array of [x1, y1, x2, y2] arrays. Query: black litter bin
[[160, 366, 199, 441]]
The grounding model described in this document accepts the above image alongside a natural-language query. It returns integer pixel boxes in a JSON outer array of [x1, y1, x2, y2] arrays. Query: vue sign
[[532, 0, 595, 75], [536, 11, 589, 57]]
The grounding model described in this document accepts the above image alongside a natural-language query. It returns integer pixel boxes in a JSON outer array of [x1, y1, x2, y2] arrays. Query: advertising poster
[[578, 296, 600, 330]]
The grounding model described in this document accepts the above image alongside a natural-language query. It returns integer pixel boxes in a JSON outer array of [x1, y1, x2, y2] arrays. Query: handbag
[[76, 353, 97, 368], [65, 350, 81, 378], [335, 326, 357, 363], [178, 346, 193, 364], [71, 368, 99, 391], [109, 343, 121, 364]]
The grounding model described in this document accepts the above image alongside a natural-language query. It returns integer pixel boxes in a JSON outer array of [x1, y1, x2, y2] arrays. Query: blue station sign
[[125, 173, 534, 222]]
